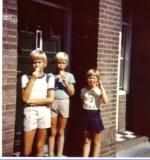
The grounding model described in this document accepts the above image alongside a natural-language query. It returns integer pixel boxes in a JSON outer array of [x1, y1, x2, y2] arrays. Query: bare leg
[[48, 117, 57, 156], [35, 128, 47, 157], [92, 132, 101, 157], [57, 116, 68, 156], [83, 130, 91, 157], [23, 129, 36, 156]]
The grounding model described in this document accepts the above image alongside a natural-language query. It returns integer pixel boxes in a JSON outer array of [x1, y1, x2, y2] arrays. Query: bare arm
[[65, 84, 75, 96], [100, 83, 108, 104], [61, 74, 75, 96], [22, 75, 37, 103], [22, 68, 55, 105], [22, 68, 42, 103], [27, 89, 55, 105]]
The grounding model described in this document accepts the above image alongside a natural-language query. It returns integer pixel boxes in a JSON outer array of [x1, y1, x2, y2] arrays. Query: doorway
[[14, 0, 71, 153], [126, 0, 150, 136]]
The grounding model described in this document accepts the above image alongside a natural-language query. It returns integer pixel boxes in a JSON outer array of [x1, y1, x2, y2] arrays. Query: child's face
[[32, 59, 46, 72], [56, 59, 68, 71], [87, 75, 98, 87]]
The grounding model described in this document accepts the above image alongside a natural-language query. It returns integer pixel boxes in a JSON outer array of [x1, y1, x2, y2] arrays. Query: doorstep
[[116, 130, 149, 151]]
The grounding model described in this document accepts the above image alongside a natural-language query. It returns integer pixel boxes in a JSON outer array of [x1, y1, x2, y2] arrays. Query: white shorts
[[23, 106, 51, 131]]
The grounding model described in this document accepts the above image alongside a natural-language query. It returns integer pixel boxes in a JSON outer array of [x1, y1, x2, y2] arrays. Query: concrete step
[[117, 142, 150, 157], [116, 131, 149, 151]]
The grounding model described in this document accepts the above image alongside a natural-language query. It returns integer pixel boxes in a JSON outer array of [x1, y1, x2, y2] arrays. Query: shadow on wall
[[64, 0, 99, 157], [14, 0, 100, 156], [64, 94, 83, 157], [14, 73, 24, 154]]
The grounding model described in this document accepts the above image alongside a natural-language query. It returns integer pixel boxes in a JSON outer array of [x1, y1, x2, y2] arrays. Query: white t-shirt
[[81, 87, 102, 110], [21, 73, 55, 100]]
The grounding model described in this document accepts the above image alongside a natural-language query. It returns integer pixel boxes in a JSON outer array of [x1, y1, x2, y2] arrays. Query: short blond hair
[[86, 68, 101, 83], [30, 49, 47, 64], [55, 51, 69, 62]]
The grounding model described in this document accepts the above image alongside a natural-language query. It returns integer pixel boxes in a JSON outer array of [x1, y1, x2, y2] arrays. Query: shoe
[[49, 152, 54, 157]]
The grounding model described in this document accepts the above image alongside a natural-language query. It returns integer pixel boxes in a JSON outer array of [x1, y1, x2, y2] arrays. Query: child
[[81, 68, 108, 157], [21, 49, 55, 156], [48, 51, 75, 157]]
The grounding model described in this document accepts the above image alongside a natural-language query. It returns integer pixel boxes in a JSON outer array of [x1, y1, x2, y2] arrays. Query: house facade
[[3, 0, 150, 157]]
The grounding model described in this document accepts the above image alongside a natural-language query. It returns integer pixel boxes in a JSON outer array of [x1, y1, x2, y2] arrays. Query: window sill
[[118, 90, 126, 95]]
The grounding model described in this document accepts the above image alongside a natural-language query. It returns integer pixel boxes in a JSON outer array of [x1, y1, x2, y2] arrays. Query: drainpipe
[[0, 0, 2, 155], [116, 31, 122, 131]]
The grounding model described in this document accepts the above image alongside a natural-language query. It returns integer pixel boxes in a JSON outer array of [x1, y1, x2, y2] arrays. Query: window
[[119, 0, 132, 92]]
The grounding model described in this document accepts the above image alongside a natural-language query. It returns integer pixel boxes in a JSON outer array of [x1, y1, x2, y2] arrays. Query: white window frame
[[119, 22, 132, 94], [116, 0, 132, 131], [36, 29, 43, 49]]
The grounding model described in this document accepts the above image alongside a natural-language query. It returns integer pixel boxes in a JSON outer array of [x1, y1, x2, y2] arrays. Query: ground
[[117, 142, 150, 157]]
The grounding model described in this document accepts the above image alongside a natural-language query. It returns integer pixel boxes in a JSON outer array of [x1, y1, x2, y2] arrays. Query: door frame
[[14, 0, 72, 153], [32, 0, 72, 57]]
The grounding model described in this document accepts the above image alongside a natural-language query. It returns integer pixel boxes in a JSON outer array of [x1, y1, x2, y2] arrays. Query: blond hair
[[55, 51, 69, 62], [86, 68, 101, 84], [30, 49, 47, 64]]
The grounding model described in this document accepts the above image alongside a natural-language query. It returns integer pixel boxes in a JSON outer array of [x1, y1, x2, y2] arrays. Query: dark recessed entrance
[[15, 0, 71, 153]]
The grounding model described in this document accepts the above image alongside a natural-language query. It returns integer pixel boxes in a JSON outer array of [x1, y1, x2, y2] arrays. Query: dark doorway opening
[[14, 0, 71, 153], [127, 0, 150, 136]]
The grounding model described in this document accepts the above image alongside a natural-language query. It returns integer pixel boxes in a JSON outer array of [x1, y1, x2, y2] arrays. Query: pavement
[[116, 142, 150, 157], [14, 139, 150, 158]]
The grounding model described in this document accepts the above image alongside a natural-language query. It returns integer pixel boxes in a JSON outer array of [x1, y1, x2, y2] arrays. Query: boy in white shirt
[[21, 49, 55, 156]]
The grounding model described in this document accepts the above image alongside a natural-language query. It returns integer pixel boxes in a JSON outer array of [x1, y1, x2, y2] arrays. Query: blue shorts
[[83, 109, 104, 133]]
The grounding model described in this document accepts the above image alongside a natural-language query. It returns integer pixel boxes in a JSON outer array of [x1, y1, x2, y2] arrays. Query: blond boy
[[48, 52, 75, 157], [21, 49, 55, 156]]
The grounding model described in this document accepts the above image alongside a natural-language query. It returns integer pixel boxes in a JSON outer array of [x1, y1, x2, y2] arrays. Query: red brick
[[3, 0, 17, 156]]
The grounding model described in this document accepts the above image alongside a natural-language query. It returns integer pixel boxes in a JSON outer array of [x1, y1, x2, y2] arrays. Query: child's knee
[[58, 129, 65, 136], [50, 128, 57, 136], [36, 142, 44, 154], [84, 138, 91, 144]]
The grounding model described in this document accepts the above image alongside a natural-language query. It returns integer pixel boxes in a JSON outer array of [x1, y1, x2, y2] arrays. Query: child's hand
[[60, 71, 69, 86], [60, 71, 66, 80], [60, 70, 64, 76], [97, 82, 101, 88], [57, 71, 64, 79], [61, 74, 67, 84], [97, 82, 104, 90], [32, 67, 41, 78], [98, 82, 102, 88], [98, 83, 107, 96]]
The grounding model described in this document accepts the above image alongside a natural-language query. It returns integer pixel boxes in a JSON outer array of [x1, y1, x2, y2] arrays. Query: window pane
[[119, 59, 125, 89], [119, 25, 127, 89]]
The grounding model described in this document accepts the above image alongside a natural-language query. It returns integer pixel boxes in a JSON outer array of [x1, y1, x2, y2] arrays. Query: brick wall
[[2, 0, 122, 157], [3, 0, 18, 156], [97, 0, 121, 156], [66, 0, 122, 157], [65, 0, 100, 156], [118, 94, 126, 132]]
